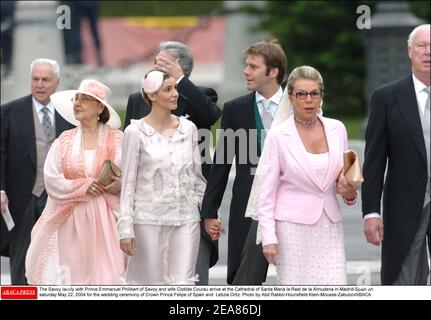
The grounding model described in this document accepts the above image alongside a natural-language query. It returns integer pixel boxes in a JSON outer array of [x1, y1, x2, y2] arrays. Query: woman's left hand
[[336, 171, 357, 199], [104, 176, 121, 195]]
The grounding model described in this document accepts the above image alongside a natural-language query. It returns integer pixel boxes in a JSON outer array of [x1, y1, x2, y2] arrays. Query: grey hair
[[159, 41, 193, 77], [407, 24, 430, 48], [30, 58, 60, 78], [287, 66, 324, 95]]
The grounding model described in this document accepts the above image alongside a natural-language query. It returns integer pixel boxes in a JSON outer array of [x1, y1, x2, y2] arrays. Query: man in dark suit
[[1, 58, 74, 284], [201, 40, 287, 285], [362, 24, 430, 285], [124, 41, 222, 285]]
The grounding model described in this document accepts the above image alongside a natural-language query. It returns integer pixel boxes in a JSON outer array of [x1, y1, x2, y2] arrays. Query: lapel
[[241, 92, 257, 130], [281, 115, 340, 191], [15, 96, 36, 166], [54, 110, 72, 137], [282, 116, 323, 190], [394, 75, 427, 163], [320, 116, 341, 191]]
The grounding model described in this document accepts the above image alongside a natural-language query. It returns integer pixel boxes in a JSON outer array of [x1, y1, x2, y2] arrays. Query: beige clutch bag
[[343, 149, 364, 187], [98, 160, 121, 186]]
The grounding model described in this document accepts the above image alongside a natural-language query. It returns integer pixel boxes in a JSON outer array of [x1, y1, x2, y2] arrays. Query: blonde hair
[[287, 66, 324, 95]]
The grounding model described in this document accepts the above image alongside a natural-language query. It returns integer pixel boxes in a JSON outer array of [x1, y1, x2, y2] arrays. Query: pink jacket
[[258, 115, 348, 246]]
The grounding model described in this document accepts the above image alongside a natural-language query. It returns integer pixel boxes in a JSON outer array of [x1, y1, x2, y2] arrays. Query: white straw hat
[[50, 79, 121, 129]]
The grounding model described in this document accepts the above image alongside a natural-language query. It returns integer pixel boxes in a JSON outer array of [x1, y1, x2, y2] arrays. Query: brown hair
[[98, 105, 110, 124], [141, 69, 172, 106], [245, 39, 287, 84]]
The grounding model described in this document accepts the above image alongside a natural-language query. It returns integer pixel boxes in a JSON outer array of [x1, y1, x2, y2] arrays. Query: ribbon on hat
[[141, 70, 164, 94]]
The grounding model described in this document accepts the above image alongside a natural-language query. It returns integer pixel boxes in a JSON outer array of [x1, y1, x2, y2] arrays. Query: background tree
[[251, 0, 430, 117]]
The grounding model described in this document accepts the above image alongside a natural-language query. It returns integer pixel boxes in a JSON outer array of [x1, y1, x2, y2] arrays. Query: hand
[[204, 218, 224, 241], [120, 237, 135, 256], [1, 192, 9, 213], [87, 181, 105, 196], [154, 56, 184, 80], [336, 171, 357, 200], [103, 176, 121, 195], [364, 217, 384, 246], [263, 243, 278, 265]]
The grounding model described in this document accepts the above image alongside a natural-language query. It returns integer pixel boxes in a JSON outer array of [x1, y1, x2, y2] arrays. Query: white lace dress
[[275, 152, 347, 285]]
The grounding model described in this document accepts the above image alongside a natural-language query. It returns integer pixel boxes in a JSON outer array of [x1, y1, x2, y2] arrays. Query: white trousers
[[125, 222, 200, 285]]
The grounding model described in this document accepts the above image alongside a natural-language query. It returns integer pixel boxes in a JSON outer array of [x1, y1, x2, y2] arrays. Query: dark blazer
[[124, 76, 222, 267], [201, 92, 261, 284], [1, 95, 74, 256], [362, 75, 429, 285]]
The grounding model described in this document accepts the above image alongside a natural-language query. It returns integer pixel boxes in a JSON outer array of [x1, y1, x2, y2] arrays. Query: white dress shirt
[[255, 86, 283, 119], [32, 97, 55, 125]]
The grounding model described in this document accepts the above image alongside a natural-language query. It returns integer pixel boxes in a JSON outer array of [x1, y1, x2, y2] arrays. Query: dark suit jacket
[[124, 76, 222, 267], [1, 95, 74, 256], [201, 92, 261, 284], [362, 75, 429, 285]]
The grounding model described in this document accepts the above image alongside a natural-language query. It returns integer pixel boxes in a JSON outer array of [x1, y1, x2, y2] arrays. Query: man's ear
[[269, 67, 279, 79]]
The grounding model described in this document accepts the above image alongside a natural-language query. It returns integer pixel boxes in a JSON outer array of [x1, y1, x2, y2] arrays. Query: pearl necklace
[[294, 115, 318, 127]]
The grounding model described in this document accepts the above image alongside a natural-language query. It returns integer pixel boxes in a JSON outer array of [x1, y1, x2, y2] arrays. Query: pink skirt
[[57, 196, 126, 285], [275, 213, 347, 285]]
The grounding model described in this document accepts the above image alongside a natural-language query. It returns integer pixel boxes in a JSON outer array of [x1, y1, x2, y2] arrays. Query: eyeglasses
[[293, 90, 322, 100], [71, 95, 98, 104]]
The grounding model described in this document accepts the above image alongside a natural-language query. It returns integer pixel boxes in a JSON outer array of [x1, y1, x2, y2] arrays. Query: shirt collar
[[138, 116, 187, 137], [255, 86, 283, 106], [32, 97, 55, 114], [412, 73, 429, 95]]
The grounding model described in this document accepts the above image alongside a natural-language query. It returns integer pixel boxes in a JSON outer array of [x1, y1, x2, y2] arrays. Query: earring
[[97, 113, 101, 121]]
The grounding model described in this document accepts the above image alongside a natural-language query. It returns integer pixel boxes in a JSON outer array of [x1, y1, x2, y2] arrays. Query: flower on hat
[[141, 70, 164, 94], [80, 79, 111, 100]]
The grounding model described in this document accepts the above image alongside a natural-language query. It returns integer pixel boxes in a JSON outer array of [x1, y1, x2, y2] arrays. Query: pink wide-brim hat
[[50, 79, 121, 129]]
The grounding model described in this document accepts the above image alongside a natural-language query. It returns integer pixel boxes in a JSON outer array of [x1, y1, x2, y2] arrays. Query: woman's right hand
[[87, 181, 105, 196], [120, 238, 135, 256], [263, 243, 279, 265]]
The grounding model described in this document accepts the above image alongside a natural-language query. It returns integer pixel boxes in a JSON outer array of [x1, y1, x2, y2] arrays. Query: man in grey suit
[[1, 58, 74, 284], [362, 24, 430, 285]]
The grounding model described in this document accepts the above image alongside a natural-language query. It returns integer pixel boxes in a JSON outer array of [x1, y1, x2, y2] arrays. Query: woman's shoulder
[[105, 124, 124, 138], [58, 127, 78, 141], [321, 116, 346, 130], [177, 116, 197, 133]]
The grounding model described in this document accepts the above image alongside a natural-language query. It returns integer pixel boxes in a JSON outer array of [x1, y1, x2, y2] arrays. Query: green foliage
[[100, 1, 223, 17], [254, 0, 429, 117], [409, 0, 431, 21], [256, 1, 377, 117]]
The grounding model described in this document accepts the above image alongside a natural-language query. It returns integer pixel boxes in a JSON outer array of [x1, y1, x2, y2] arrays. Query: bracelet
[[343, 191, 358, 205]]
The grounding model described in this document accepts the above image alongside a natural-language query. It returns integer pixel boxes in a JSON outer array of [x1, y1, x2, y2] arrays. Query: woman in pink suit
[[258, 66, 357, 285], [25, 79, 125, 285]]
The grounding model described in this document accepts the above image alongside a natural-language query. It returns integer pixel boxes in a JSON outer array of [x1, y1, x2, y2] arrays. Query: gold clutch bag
[[98, 160, 121, 186], [343, 149, 364, 187]]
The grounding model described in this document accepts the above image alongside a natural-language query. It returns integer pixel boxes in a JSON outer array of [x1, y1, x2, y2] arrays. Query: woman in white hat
[[118, 69, 206, 285], [25, 79, 126, 285]]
